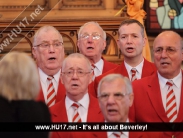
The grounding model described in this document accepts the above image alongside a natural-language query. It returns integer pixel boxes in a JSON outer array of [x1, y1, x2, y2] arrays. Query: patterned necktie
[[113, 132, 122, 138], [72, 103, 81, 122], [131, 68, 137, 81], [47, 76, 56, 107], [166, 80, 177, 122]]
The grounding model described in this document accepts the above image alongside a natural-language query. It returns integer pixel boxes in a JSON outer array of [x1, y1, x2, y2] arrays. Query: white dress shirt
[[124, 59, 144, 80], [94, 59, 104, 76], [38, 68, 60, 103], [107, 119, 129, 138], [158, 71, 182, 113], [65, 93, 89, 122]]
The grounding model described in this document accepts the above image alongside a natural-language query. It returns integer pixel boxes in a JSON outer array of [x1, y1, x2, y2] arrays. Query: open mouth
[[127, 47, 134, 50], [71, 84, 79, 87], [87, 47, 94, 49], [108, 109, 118, 113], [161, 62, 169, 65], [48, 57, 56, 60]]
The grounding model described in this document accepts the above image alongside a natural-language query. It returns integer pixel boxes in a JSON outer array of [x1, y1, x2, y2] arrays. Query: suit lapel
[[55, 81, 66, 103], [52, 97, 68, 138], [102, 58, 118, 73], [119, 61, 129, 78], [175, 71, 183, 122], [147, 73, 169, 122], [141, 59, 156, 78], [87, 94, 103, 122], [52, 96, 68, 122]]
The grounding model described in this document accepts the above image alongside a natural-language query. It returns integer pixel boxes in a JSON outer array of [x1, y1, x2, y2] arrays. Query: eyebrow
[[67, 67, 84, 70], [41, 40, 60, 43]]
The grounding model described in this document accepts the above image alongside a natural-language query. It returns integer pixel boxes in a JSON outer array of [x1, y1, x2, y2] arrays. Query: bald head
[[153, 31, 183, 49]]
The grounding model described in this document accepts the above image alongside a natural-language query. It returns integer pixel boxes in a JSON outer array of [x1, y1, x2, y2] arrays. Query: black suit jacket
[[0, 96, 51, 138]]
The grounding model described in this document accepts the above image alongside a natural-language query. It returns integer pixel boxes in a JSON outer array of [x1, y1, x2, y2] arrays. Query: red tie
[[166, 80, 177, 122], [113, 132, 122, 138], [131, 68, 137, 81], [72, 103, 81, 122], [47, 76, 56, 107]]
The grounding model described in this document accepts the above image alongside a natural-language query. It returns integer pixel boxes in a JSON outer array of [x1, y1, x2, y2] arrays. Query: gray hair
[[78, 21, 106, 40], [97, 74, 133, 97], [0, 51, 40, 101], [33, 25, 63, 46], [62, 53, 92, 72]]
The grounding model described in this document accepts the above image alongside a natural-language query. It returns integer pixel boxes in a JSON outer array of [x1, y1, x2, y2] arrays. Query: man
[[50, 53, 104, 138], [94, 19, 156, 95], [92, 74, 161, 138], [32, 25, 65, 107], [129, 31, 183, 138], [77, 21, 118, 97]]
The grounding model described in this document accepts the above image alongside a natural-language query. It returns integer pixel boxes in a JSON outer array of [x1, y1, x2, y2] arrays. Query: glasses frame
[[34, 42, 63, 49], [79, 32, 102, 40], [62, 70, 91, 77]]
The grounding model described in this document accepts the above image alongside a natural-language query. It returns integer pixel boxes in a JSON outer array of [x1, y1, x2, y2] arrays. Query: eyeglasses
[[154, 47, 179, 55], [80, 32, 102, 40], [34, 42, 63, 49], [62, 70, 91, 77], [98, 92, 129, 101]]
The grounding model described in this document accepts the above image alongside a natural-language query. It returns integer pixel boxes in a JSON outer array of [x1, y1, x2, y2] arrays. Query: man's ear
[[143, 36, 147, 47], [32, 47, 37, 59]]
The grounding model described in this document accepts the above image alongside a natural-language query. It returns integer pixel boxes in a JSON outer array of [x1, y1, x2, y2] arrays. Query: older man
[[92, 74, 161, 138], [94, 19, 156, 95], [130, 31, 183, 138], [32, 25, 65, 107], [50, 53, 104, 138], [77, 21, 118, 97]]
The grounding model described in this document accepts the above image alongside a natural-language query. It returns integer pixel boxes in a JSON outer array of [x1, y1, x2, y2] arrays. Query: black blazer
[[0, 96, 51, 138]]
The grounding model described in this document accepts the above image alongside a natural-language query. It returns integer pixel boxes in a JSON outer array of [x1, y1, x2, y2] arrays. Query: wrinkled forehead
[[36, 29, 62, 42], [62, 57, 90, 71], [100, 79, 126, 93], [153, 33, 181, 49]]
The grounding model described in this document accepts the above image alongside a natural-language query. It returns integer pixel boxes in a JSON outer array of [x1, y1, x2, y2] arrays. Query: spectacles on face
[[80, 32, 102, 40], [34, 42, 63, 49], [154, 47, 178, 55], [62, 69, 91, 77], [98, 92, 129, 101]]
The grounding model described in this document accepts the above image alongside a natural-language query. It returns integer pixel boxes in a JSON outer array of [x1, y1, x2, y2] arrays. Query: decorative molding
[[0, 0, 49, 11], [59, 0, 104, 10]]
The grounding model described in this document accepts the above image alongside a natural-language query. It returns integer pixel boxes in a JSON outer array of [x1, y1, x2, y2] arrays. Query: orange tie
[[166, 80, 177, 122], [72, 103, 81, 122], [47, 76, 56, 107], [131, 68, 137, 81]]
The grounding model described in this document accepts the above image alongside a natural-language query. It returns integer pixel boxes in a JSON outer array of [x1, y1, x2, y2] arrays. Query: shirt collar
[[157, 70, 182, 89], [94, 58, 103, 73], [106, 119, 129, 137], [66, 93, 89, 110], [124, 59, 144, 75], [38, 68, 61, 84]]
